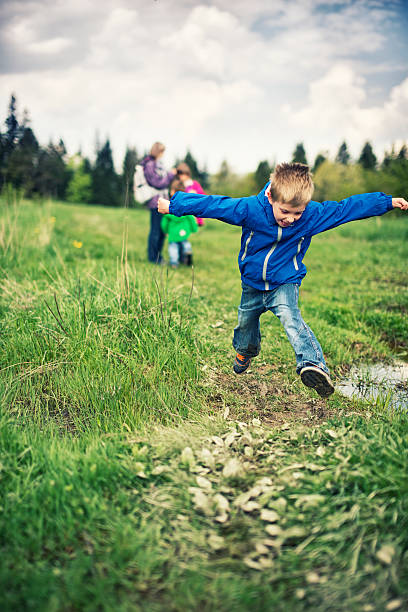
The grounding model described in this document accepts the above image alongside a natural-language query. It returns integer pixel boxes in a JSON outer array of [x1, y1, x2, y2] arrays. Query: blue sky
[[1, 0, 407, 173]]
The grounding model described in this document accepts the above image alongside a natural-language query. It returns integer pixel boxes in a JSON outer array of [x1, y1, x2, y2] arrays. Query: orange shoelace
[[236, 354, 250, 363]]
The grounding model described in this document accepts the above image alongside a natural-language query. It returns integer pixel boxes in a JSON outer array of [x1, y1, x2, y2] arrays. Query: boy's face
[[268, 194, 307, 227]]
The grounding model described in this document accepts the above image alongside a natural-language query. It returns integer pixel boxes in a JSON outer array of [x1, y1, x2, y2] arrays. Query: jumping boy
[[158, 163, 408, 398]]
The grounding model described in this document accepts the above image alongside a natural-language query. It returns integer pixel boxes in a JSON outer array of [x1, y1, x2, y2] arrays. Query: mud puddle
[[337, 362, 408, 409]]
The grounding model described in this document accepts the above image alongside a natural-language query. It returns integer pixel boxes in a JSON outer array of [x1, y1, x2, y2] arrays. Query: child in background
[[161, 177, 198, 268], [158, 163, 408, 398], [176, 162, 205, 226]]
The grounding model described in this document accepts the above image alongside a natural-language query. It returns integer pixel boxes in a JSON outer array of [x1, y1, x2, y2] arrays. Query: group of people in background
[[138, 142, 205, 267]]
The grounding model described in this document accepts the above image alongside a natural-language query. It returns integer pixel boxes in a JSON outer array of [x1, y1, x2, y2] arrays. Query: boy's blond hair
[[269, 163, 314, 207]]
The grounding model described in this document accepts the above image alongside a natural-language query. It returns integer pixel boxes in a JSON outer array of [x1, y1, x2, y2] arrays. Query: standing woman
[[140, 142, 176, 264]]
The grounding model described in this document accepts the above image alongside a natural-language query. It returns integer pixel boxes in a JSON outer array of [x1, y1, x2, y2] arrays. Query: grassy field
[[1, 195, 407, 611]]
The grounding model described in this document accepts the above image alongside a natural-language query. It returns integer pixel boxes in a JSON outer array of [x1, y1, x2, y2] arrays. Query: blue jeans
[[148, 208, 165, 263], [233, 282, 328, 374], [168, 240, 192, 266]]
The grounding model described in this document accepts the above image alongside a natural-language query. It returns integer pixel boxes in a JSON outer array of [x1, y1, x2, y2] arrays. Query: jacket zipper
[[293, 237, 304, 271], [241, 231, 254, 261], [263, 226, 282, 290]]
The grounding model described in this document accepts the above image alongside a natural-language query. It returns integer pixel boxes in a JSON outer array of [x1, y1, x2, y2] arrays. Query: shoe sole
[[300, 367, 335, 398]]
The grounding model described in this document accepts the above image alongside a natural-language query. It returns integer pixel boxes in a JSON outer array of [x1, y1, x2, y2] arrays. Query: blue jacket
[[169, 185, 393, 291]]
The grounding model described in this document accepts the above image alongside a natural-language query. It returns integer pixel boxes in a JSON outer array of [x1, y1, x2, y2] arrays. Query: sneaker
[[183, 253, 193, 266], [233, 353, 251, 374], [300, 366, 335, 398]]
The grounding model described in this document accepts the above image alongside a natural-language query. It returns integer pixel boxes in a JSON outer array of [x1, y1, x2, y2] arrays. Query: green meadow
[[1, 195, 407, 611]]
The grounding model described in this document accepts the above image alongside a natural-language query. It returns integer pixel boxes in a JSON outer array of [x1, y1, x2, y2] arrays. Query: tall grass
[[1, 263, 204, 432], [0, 185, 23, 261], [1, 194, 408, 611]]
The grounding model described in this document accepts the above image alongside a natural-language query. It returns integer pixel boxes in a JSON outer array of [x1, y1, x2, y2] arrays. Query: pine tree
[[56, 138, 67, 158], [183, 150, 209, 189], [6, 124, 39, 194], [35, 141, 69, 198], [0, 132, 6, 190], [4, 93, 20, 155], [184, 151, 199, 178], [397, 144, 407, 160], [254, 160, 271, 190], [1, 93, 21, 188], [313, 153, 327, 173], [91, 139, 121, 206], [122, 146, 138, 207], [335, 141, 351, 165], [382, 145, 396, 169], [358, 141, 377, 170], [291, 143, 308, 165], [210, 160, 233, 194], [0, 131, 4, 166], [217, 160, 231, 182], [380, 144, 408, 196]]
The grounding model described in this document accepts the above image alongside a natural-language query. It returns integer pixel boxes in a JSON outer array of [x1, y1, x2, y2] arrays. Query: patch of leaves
[[135, 412, 408, 610]]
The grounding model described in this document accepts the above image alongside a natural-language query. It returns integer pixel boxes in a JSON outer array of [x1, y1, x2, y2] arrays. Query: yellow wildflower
[[73, 240, 83, 249]]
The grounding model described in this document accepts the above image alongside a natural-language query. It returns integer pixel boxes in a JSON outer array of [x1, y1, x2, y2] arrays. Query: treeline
[[1, 94, 407, 206], [219, 141, 408, 201], [0, 94, 208, 207], [292, 141, 408, 202]]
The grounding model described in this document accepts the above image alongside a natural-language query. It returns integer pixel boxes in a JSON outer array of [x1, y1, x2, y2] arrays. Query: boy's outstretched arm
[[392, 197, 408, 210], [309, 192, 406, 235], [158, 191, 250, 226]]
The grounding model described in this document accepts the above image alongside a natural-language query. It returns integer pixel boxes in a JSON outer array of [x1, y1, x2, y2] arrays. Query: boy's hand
[[158, 197, 170, 214], [392, 197, 408, 210]]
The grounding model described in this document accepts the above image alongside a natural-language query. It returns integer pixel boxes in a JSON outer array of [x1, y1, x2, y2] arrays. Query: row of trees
[[0, 94, 209, 207], [220, 140, 408, 201], [1, 94, 407, 206]]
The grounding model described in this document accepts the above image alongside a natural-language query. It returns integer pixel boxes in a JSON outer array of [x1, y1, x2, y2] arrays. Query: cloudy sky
[[1, 0, 407, 173]]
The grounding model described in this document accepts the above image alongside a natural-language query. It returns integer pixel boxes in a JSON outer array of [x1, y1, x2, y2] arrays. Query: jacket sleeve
[[169, 191, 249, 226], [144, 160, 173, 189], [310, 192, 393, 236]]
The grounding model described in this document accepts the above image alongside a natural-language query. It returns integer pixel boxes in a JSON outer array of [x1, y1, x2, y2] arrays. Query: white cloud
[[160, 5, 266, 82], [0, 0, 407, 173], [27, 37, 74, 54], [285, 64, 408, 160], [87, 7, 147, 69]]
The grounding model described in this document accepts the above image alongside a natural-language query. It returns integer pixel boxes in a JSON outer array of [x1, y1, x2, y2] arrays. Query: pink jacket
[[185, 180, 205, 225]]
